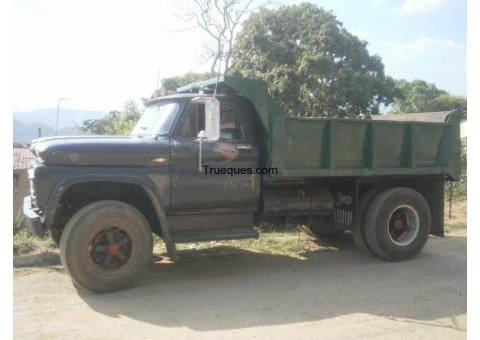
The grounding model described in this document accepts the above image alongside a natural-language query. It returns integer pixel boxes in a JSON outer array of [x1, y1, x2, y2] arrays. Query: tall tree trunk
[[224, 41, 233, 74], [210, 54, 219, 73]]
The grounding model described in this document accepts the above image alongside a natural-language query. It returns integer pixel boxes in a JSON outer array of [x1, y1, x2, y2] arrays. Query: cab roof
[[176, 75, 281, 135]]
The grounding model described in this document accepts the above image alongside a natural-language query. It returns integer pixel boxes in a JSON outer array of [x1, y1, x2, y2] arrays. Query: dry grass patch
[[445, 200, 467, 235], [154, 226, 351, 260], [13, 229, 60, 267]]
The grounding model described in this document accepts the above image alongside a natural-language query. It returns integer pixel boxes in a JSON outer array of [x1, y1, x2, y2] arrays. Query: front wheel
[[364, 187, 431, 261], [60, 200, 153, 293]]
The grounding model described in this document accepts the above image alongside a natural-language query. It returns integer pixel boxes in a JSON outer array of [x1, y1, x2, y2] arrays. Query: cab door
[[170, 98, 259, 213]]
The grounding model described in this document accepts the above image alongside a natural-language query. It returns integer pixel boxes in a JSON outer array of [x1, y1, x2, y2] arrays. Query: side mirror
[[204, 97, 220, 141], [193, 97, 220, 172]]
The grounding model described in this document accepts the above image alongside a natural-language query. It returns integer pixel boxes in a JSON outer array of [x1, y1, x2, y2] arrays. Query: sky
[[13, 0, 466, 112]]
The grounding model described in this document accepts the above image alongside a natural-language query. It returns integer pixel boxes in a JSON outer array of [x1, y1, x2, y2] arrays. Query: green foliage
[[13, 223, 57, 255], [448, 138, 467, 199], [81, 100, 142, 135], [13, 215, 25, 235], [424, 94, 467, 112], [391, 79, 467, 113], [13, 229, 36, 255], [13, 218, 59, 265], [229, 3, 399, 117], [173, 226, 341, 257], [153, 71, 215, 97]]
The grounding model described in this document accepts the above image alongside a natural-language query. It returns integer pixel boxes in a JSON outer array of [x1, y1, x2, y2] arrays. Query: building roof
[[13, 148, 35, 170]]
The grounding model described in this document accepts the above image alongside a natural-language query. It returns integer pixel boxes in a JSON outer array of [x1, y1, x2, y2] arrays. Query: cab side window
[[178, 104, 205, 137], [220, 103, 245, 141], [177, 100, 246, 141]]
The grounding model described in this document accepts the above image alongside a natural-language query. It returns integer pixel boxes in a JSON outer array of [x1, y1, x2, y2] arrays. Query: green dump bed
[[177, 75, 461, 179]]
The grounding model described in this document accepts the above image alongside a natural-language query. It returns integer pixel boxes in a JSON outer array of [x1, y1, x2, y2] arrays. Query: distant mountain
[[13, 119, 84, 144], [13, 108, 108, 144], [14, 108, 107, 129]]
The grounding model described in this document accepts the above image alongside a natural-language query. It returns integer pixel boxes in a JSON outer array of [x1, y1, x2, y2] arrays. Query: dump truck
[[23, 75, 461, 293]]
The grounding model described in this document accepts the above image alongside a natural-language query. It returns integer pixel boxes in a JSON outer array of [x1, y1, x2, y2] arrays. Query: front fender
[[44, 173, 172, 243]]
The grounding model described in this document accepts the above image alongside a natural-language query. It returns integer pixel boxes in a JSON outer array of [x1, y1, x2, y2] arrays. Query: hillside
[[13, 119, 86, 144], [14, 108, 107, 129], [13, 108, 108, 144]]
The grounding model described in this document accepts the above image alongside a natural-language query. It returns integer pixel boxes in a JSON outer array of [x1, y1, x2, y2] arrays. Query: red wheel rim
[[89, 227, 132, 270]]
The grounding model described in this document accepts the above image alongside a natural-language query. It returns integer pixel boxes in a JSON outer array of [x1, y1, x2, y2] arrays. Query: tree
[[229, 3, 399, 117], [181, 0, 270, 74], [449, 137, 467, 198], [446, 137, 466, 218], [81, 100, 141, 135], [391, 79, 467, 113], [426, 94, 467, 112], [152, 71, 215, 97]]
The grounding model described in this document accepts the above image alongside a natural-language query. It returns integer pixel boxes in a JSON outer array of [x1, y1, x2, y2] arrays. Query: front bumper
[[23, 196, 45, 236]]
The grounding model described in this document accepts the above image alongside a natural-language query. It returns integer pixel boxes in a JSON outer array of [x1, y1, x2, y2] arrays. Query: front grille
[[334, 208, 352, 226]]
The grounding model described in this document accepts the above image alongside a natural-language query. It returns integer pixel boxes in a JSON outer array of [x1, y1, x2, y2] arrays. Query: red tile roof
[[13, 148, 35, 170]]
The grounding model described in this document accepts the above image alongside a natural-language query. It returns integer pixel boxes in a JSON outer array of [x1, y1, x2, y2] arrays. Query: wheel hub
[[108, 243, 120, 256], [387, 205, 420, 246], [89, 227, 132, 270], [393, 218, 404, 230]]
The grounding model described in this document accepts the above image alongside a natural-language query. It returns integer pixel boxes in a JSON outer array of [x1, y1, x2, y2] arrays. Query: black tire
[[300, 223, 346, 238], [364, 187, 431, 261], [352, 189, 378, 254], [60, 200, 153, 293]]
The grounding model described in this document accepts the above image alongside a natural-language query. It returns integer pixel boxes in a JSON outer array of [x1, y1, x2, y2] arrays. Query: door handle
[[235, 144, 252, 151]]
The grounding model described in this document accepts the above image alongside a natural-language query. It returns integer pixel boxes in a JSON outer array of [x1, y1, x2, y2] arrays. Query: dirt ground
[[14, 201, 467, 339]]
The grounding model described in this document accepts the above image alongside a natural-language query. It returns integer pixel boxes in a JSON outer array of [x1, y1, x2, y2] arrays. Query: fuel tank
[[262, 186, 333, 217]]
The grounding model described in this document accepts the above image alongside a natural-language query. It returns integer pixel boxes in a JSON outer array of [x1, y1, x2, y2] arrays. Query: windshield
[[131, 102, 180, 136]]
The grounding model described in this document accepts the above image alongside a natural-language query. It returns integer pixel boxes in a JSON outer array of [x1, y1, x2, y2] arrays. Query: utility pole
[[55, 98, 68, 136]]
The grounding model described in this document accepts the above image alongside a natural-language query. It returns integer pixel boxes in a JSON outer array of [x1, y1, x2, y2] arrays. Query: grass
[[154, 226, 350, 260], [444, 199, 467, 234], [13, 229, 37, 255], [13, 226, 59, 267], [14, 199, 467, 266], [13, 229, 56, 256]]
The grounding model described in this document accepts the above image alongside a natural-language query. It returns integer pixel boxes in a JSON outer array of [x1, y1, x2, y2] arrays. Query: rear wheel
[[352, 189, 378, 253], [300, 223, 346, 238], [60, 200, 153, 293], [364, 187, 431, 261]]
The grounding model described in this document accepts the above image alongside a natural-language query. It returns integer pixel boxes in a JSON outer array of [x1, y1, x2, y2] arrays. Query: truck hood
[[30, 135, 166, 166]]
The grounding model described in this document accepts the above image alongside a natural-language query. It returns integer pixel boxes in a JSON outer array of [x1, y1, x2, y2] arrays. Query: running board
[[170, 228, 259, 243]]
